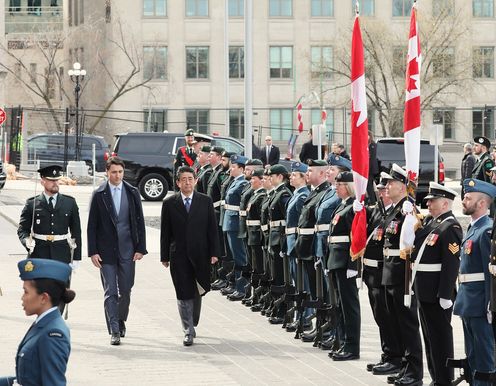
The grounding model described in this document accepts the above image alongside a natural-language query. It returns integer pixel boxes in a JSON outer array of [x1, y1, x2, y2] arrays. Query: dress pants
[[100, 258, 135, 334], [226, 231, 248, 292], [418, 300, 454, 385], [462, 316, 495, 386], [177, 290, 202, 336]]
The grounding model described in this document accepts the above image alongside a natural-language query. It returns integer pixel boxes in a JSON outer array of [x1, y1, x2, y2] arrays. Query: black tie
[[49, 196, 54, 209]]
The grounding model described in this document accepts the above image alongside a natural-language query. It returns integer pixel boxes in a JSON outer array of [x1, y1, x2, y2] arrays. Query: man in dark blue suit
[[453, 178, 496, 385], [87, 157, 147, 346]]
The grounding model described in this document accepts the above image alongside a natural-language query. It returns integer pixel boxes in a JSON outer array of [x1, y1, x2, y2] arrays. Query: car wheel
[[139, 173, 168, 201]]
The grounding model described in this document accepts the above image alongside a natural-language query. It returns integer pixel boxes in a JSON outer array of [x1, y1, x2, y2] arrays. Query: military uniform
[[412, 203, 462, 385], [472, 136, 494, 183], [196, 163, 213, 194], [174, 129, 197, 172]]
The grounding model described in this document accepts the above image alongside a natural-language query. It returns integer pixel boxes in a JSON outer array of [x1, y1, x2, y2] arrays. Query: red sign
[[0, 108, 6, 125]]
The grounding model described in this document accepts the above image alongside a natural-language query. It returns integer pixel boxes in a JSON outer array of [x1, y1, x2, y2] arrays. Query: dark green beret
[[307, 159, 327, 167], [246, 158, 263, 166], [252, 169, 264, 178], [268, 164, 288, 175], [200, 145, 211, 153], [210, 146, 225, 155]]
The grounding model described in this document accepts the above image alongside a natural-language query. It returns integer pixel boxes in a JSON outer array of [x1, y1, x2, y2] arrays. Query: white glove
[[402, 200, 414, 214], [279, 251, 285, 258], [439, 298, 453, 310], [69, 261, 80, 271], [24, 237, 36, 254], [352, 199, 363, 213], [346, 269, 358, 279], [489, 263, 496, 276], [488, 303, 493, 324], [314, 258, 322, 269]]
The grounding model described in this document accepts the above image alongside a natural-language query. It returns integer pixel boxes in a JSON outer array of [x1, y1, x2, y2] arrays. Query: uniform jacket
[[206, 164, 223, 209], [174, 145, 197, 171], [160, 192, 221, 299], [196, 164, 213, 194], [411, 211, 462, 303], [327, 197, 356, 271], [285, 185, 310, 257], [238, 183, 254, 238], [87, 181, 147, 264], [362, 203, 388, 288], [490, 222, 496, 312], [454, 215, 493, 317], [260, 190, 274, 248], [295, 181, 330, 260], [0, 309, 71, 386], [246, 188, 266, 246], [314, 186, 340, 258], [381, 197, 409, 287], [461, 152, 476, 183], [219, 175, 234, 226], [222, 175, 248, 232], [471, 152, 494, 183], [18, 193, 82, 263], [268, 183, 292, 249]]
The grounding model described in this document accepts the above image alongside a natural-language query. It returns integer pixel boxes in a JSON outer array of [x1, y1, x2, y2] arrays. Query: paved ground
[[0, 179, 469, 385]]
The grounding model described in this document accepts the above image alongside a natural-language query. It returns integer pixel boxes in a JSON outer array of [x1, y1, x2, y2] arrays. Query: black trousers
[[366, 281, 402, 364], [302, 259, 317, 300], [249, 245, 264, 275], [418, 300, 454, 385], [269, 245, 284, 286], [332, 268, 360, 355], [385, 285, 423, 380]]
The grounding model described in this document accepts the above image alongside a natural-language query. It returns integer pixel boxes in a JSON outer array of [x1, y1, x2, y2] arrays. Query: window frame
[[186, 109, 210, 134], [143, 108, 167, 132], [473, 46, 495, 79], [229, 109, 245, 139], [229, 46, 244, 79], [269, 108, 292, 141], [433, 109, 455, 140], [269, 46, 293, 79], [392, 0, 413, 17], [473, 107, 494, 139], [352, 0, 374, 16], [143, 46, 168, 81], [432, 46, 455, 78], [186, 46, 209, 79], [311, 0, 333, 17], [185, 0, 209, 17], [473, 0, 494, 17], [311, 46, 333, 80], [228, 0, 244, 17], [269, 0, 292, 17], [143, 0, 167, 17]]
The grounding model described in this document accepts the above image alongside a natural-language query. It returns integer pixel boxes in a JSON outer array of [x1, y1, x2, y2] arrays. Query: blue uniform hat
[[291, 161, 308, 173], [230, 154, 248, 166], [18, 258, 71, 282], [463, 178, 496, 198], [327, 155, 352, 171]]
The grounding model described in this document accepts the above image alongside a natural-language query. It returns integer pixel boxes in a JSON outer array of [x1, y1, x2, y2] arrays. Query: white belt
[[315, 224, 330, 232], [246, 220, 261, 226], [363, 258, 379, 268], [269, 220, 286, 227], [328, 235, 350, 243], [417, 263, 442, 272], [458, 272, 485, 283], [239, 210, 247, 217], [220, 200, 225, 206], [298, 227, 315, 235], [261, 224, 269, 231], [33, 233, 70, 242], [213, 201, 221, 208], [383, 248, 401, 257], [224, 204, 240, 211], [285, 227, 297, 235]]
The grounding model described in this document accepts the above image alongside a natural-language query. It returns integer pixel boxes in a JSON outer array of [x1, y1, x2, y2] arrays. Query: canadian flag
[[350, 15, 369, 260]]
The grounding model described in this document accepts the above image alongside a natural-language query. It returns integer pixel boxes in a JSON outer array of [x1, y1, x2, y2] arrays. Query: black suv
[[375, 138, 444, 204], [27, 134, 109, 173], [111, 132, 244, 201]]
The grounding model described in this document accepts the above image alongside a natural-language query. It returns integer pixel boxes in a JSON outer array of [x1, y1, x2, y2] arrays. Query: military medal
[[464, 240, 473, 254], [332, 214, 340, 226], [387, 221, 398, 234], [427, 233, 439, 246], [374, 227, 383, 241]]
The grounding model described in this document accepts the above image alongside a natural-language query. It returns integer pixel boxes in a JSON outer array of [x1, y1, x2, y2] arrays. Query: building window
[[311, 46, 333, 79], [433, 47, 455, 78], [473, 107, 494, 139], [269, 109, 292, 141], [186, 110, 209, 134], [433, 0, 454, 16], [269, 0, 292, 17], [144, 109, 167, 132], [229, 46, 244, 79], [186, 0, 208, 17], [229, 0, 244, 16], [144, 46, 167, 80], [186, 46, 209, 79], [353, 0, 374, 16], [29, 63, 37, 83], [270, 46, 293, 79], [392, 0, 413, 16], [311, 108, 334, 136], [229, 109, 244, 139], [473, 47, 494, 78], [433, 109, 455, 139], [144, 0, 166, 17], [473, 0, 494, 17], [311, 0, 333, 16], [392, 46, 407, 77]]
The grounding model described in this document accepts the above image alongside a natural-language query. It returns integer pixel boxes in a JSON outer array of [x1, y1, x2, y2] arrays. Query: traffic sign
[[0, 108, 6, 125]]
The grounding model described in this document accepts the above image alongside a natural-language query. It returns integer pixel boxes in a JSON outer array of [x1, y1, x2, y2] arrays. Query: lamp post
[[68, 62, 86, 161]]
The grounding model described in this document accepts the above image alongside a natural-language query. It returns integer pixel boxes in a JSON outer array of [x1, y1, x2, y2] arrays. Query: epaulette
[[48, 330, 64, 338]]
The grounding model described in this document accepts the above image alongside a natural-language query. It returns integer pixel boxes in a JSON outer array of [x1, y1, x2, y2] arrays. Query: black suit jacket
[[160, 192, 220, 299], [261, 145, 280, 166], [87, 180, 147, 264]]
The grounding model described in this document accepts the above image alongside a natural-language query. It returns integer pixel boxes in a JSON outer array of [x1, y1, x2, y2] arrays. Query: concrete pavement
[[0, 179, 468, 385]]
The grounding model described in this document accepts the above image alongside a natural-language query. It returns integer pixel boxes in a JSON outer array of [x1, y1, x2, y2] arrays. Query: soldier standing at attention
[[195, 145, 212, 194], [18, 164, 81, 313], [174, 128, 197, 172], [411, 182, 462, 386], [471, 136, 494, 183]]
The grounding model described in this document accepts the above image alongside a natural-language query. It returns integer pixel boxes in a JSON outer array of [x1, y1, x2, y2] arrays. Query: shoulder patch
[[48, 331, 63, 338]]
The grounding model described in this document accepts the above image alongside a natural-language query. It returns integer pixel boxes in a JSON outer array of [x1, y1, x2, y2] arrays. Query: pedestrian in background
[[261, 136, 280, 166], [461, 143, 476, 199]]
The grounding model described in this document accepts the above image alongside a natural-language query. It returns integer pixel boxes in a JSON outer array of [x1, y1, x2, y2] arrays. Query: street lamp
[[68, 62, 86, 161]]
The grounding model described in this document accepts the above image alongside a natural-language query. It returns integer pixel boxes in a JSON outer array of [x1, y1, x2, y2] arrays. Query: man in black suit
[[260, 136, 280, 166], [298, 128, 325, 163], [87, 156, 147, 346], [161, 166, 220, 346]]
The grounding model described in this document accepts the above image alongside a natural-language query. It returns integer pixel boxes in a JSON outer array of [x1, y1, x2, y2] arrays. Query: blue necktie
[[112, 187, 121, 215], [184, 197, 191, 213]]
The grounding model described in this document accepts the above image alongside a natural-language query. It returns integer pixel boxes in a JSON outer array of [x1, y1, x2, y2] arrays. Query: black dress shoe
[[227, 291, 245, 301], [320, 337, 336, 351], [183, 334, 194, 346], [268, 316, 284, 324], [119, 320, 126, 338], [301, 329, 317, 342], [285, 320, 298, 332], [220, 286, 235, 296], [110, 332, 121, 346], [211, 280, 227, 290], [387, 374, 402, 384], [331, 351, 359, 361], [393, 376, 422, 386], [373, 362, 402, 375], [250, 303, 262, 312], [367, 360, 383, 372]]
